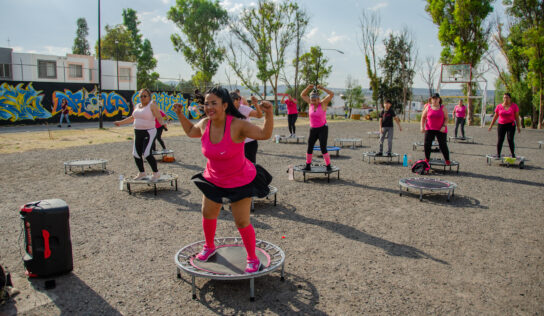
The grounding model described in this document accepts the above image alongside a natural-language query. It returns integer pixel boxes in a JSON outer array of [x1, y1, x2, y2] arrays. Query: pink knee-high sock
[[202, 218, 217, 248], [238, 224, 258, 260], [306, 153, 313, 164], [323, 153, 331, 165]]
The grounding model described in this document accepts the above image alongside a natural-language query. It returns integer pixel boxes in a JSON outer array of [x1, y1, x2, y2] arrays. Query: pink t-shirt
[[238, 105, 254, 143], [201, 115, 256, 188], [495, 103, 519, 125], [425, 105, 448, 133], [133, 103, 155, 130], [454, 105, 466, 118], [285, 99, 298, 115], [309, 103, 327, 128], [155, 110, 166, 128]]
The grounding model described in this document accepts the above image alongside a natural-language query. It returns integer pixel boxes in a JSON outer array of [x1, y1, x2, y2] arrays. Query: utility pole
[[98, 0, 103, 128]]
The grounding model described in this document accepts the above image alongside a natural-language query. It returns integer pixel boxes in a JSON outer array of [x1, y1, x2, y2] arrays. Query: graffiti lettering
[[53, 87, 130, 119], [132, 92, 203, 120], [0, 83, 52, 121]]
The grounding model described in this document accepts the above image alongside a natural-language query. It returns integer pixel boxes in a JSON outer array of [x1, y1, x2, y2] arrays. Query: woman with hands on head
[[300, 84, 334, 171], [114, 88, 164, 181], [173, 87, 273, 273], [420, 93, 450, 165]]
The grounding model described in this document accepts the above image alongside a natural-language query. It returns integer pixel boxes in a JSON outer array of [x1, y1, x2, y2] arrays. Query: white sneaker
[[133, 172, 146, 180], [151, 172, 161, 181]]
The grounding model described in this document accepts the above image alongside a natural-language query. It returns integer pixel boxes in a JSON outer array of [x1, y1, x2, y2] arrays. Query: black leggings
[[455, 117, 466, 138], [133, 129, 158, 173], [288, 114, 298, 134], [497, 123, 516, 157], [244, 140, 258, 164], [152, 126, 166, 151], [424, 130, 449, 161], [307, 125, 328, 154]]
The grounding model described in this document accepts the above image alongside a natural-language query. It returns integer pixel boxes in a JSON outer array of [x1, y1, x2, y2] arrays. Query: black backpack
[[411, 160, 430, 175], [0, 264, 10, 305]]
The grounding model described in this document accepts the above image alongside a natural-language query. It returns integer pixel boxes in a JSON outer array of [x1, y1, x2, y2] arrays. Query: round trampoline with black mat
[[313, 146, 341, 157], [538, 141, 543, 149], [429, 158, 460, 173], [486, 155, 526, 169], [399, 177, 457, 202], [334, 138, 363, 148], [152, 149, 175, 159], [292, 164, 340, 182], [64, 159, 108, 174], [367, 131, 380, 139], [362, 152, 400, 164], [448, 136, 474, 143], [412, 141, 440, 151], [276, 134, 306, 144], [175, 237, 285, 301], [123, 173, 179, 195]]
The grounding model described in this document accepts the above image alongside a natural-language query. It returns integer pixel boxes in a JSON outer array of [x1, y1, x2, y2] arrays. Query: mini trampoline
[[313, 146, 341, 157], [276, 135, 306, 144], [293, 164, 340, 183], [429, 158, 460, 173], [538, 141, 543, 149], [448, 136, 474, 143], [486, 155, 526, 169], [175, 237, 285, 301], [123, 173, 179, 195], [64, 159, 107, 174], [367, 131, 380, 139], [412, 141, 439, 151], [152, 149, 175, 159], [334, 138, 363, 149], [399, 177, 457, 202], [362, 152, 400, 164]]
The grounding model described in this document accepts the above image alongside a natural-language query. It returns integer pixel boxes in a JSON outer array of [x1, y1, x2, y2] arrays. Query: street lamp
[[115, 39, 119, 91]]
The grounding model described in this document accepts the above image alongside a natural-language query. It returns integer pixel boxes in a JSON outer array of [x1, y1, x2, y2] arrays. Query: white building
[[0, 47, 137, 90]]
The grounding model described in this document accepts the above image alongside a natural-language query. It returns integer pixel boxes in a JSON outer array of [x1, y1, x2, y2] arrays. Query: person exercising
[[453, 100, 467, 139], [281, 94, 298, 137], [488, 92, 521, 158], [377, 100, 402, 156], [421, 93, 450, 165], [230, 92, 263, 163], [173, 87, 273, 273], [301, 84, 334, 171]]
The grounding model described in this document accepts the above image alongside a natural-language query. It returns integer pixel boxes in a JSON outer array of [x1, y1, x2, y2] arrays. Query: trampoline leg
[[303, 172, 306, 183], [154, 184, 157, 196], [419, 190, 423, 202], [250, 278, 255, 302], [337, 170, 340, 180], [280, 263, 285, 281], [274, 193, 277, 206], [399, 185, 402, 196], [327, 173, 330, 183], [176, 268, 181, 279], [175, 180, 178, 191], [127, 183, 132, 195], [191, 275, 196, 300], [64, 165, 67, 174]]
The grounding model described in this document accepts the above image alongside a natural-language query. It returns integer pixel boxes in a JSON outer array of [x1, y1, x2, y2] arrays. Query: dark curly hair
[[205, 86, 245, 119]]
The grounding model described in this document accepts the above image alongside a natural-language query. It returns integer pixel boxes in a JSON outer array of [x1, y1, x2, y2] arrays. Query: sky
[[1, 0, 507, 90]]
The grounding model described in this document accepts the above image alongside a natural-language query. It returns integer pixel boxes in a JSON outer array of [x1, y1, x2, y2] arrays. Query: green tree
[[503, 0, 544, 128], [343, 76, 366, 117], [295, 46, 332, 112], [122, 8, 142, 58], [95, 25, 136, 62], [359, 10, 381, 112], [72, 18, 90, 55], [167, 0, 228, 90], [425, 0, 494, 125]]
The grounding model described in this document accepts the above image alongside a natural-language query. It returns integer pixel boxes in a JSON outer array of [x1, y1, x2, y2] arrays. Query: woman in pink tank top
[[114, 88, 164, 181], [420, 93, 450, 164], [300, 84, 335, 171], [173, 87, 274, 273], [488, 93, 521, 158], [453, 100, 467, 139]]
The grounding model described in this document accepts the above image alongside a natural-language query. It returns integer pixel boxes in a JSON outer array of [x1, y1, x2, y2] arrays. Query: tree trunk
[[539, 74, 543, 129], [402, 86, 407, 121], [274, 76, 279, 116]]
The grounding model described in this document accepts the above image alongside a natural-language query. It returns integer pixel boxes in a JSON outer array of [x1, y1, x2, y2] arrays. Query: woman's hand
[[488, 126, 492, 131], [420, 127, 425, 133], [114, 121, 121, 127], [173, 103, 183, 115], [317, 84, 323, 90], [260, 101, 273, 116]]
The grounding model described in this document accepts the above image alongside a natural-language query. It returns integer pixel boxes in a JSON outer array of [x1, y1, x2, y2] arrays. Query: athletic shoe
[[133, 172, 147, 180], [303, 163, 311, 171], [245, 258, 261, 273], [67, 125, 71, 127], [445, 160, 451, 166], [195, 245, 217, 261], [425, 158, 429, 163], [376, 152, 383, 156], [151, 172, 161, 181], [326, 164, 332, 171], [386, 152, 392, 157], [511, 154, 516, 158]]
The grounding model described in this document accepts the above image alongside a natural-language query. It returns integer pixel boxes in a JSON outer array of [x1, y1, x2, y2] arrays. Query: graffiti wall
[[0, 80, 202, 124]]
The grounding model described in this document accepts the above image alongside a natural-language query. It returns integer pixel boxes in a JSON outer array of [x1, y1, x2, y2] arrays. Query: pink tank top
[[495, 103, 518, 125], [425, 105, 447, 133], [309, 103, 327, 128], [454, 105, 466, 118], [155, 110, 166, 128], [133, 103, 155, 130], [201, 115, 256, 188]]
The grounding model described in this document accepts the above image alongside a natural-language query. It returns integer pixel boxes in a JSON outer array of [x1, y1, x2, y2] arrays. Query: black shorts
[[191, 164, 272, 203]]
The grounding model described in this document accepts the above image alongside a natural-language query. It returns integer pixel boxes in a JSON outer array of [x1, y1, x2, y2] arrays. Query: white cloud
[[327, 32, 349, 45], [161, 0, 171, 4], [151, 15, 170, 24], [305, 27, 319, 40], [220, 0, 245, 13], [369, 2, 388, 11]]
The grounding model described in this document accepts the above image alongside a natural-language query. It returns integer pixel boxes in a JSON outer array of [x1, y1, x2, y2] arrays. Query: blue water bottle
[[403, 154, 408, 167]]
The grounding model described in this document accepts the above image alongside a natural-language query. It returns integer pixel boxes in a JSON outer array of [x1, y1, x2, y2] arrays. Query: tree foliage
[[95, 25, 136, 62], [425, 0, 494, 124], [72, 18, 91, 55], [294, 46, 332, 112], [167, 0, 228, 90], [343, 76, 366, 117], [122, 8, 143, 59]]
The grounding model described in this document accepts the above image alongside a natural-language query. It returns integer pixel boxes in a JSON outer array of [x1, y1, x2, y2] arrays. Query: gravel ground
[[1, 119, 543, 315]]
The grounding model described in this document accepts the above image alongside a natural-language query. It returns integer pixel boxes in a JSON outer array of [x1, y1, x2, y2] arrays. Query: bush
[[472, 116, 481, 126], [416, 114, 422, 122], [524, 117, 532, 127], [369, 111, 378, 119]]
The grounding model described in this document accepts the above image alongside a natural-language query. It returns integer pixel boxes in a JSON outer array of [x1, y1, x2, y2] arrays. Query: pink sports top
[[425, 105, 448, 133], [155, 110, 166, 128], [309, 103, 327, 128], [285, 99, 298, 115], [454, 105, 466, 118], [495, 103, 519, 125], [133, 103, 156, 130], [201, 115, 256, 188]]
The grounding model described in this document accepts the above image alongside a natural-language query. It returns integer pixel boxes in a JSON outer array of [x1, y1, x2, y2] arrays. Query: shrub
[[524, 117, 532, 126]]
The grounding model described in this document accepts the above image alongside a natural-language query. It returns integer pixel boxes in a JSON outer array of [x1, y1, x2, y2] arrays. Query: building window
[[69, 64, 83, 78], [38, 60, 57, 79], [0, 64, 11, 78], [119, 67, 131, 81]]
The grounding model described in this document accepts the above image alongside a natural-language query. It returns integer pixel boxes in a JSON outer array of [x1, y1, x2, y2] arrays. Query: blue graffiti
[[54, 88, 130, 119], [0, 83, 52, 121], [132, 92, 203, 120]]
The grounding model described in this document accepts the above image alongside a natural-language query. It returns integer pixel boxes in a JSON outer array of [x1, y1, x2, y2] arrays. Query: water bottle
[[119, 174, 124, 190], [403, 154, 408, 167], [288, 164, 294, 180]]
